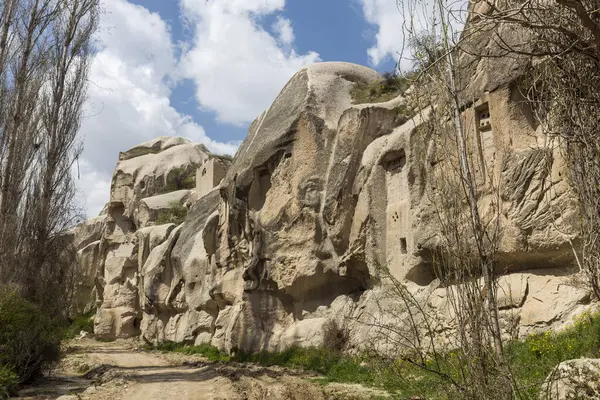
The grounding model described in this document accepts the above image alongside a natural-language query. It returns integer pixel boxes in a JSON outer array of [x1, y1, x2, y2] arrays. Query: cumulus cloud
[[77, 0, 238, 217], [359, 0, 405, 66], [359, 0, 467, 68], [179, 0, 320, 125], [273, 16, 294, 45], [74, 159, 112, 220]]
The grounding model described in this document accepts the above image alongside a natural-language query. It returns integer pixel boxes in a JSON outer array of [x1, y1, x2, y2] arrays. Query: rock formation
[[541, 358, 600, 399], [72, 61, 592, 353]]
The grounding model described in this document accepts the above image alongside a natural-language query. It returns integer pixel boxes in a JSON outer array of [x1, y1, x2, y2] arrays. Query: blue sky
[[77, 0, 406, 216], [132, 0, 397, 143]]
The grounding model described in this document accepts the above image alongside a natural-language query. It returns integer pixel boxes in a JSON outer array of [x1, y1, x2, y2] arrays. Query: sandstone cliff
[[73, 61, 591, 353]]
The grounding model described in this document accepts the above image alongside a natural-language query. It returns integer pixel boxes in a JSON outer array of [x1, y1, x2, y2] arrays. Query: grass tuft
[[63, 311, 94, 340], [0, 365, 17, 399], [154, 201, 188, 225], [507, 310, 600, 398], [144, 342, 230, 362], [142, 311, 600, 399], [351, 72, 412, 104], [157, 167, 196, 195]]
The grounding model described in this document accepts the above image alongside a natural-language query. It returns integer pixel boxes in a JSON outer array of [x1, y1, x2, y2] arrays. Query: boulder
[[541, 359, 600, 399]]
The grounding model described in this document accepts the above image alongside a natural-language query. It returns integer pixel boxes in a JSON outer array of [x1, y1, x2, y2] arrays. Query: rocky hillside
[[72, 61, 591, 353]]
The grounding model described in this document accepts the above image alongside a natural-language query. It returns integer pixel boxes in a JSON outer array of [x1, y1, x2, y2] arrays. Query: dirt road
[[13, 339, 387, 400]]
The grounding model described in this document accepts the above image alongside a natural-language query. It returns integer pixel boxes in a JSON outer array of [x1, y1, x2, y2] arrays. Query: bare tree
[[355, 0, 515, 396], [0, 0, 99, 315]]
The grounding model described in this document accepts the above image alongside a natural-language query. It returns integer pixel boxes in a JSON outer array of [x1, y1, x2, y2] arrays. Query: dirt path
[[13, 339, 387, 400]]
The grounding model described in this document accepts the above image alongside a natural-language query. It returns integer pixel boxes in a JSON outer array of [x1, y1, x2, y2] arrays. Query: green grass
[[155, 202, 188, 225], [63, 312, 94, 339], [141, 312, 600, 399], [0, 365, 17, 400], [507, 310, 600, 398], [144, 342, 230, 362], [239, 348, 461, 398], [0, 287, 62, 395], [157, 167, 196, 195], [351, 72, 412, 104]]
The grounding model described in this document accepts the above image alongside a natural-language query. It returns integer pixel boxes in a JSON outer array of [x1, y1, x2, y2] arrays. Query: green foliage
[[63, 311, 94, 340], [144, 342, 230, 362], [141, 311, 600, 398], [322, 319, 349, 352], [214, 154, 233, 162], [234, 347, 451, 398], [507, 310, 600, 398], [235, 347, 344, 374], [158, 167, 196, 194], [351, 72, 412, 104], [155, 202, 188, 225], [0, 365, 17, 400], [0, 287, 62, 388], [234, 311, 600, 398]]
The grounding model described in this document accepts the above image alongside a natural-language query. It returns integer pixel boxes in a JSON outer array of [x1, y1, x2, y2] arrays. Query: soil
[[11, 339, 388, 400]]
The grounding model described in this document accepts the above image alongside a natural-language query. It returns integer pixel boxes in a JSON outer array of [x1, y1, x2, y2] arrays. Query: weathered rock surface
[[74, 61, 592, 352], [541, 359, 600, 399], [112, 136, 210, 218], [71, 138, 226, 339]]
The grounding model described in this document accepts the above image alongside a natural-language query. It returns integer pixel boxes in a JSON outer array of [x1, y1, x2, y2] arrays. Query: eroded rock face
[[112, 136, 210, 218], [77, 62, 591, 351], [541, 359, 600, 399], [72, 138, 225, 339], [70, 216, 106, 314]]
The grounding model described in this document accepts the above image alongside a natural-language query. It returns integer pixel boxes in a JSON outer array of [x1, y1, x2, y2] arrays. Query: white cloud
[[273, 16, 294, 45], [359, 0, 404, 66], [77, 0, 238, 217], [74, 159, 112, 220], [179, 0, 320, 125], [359, 0, 467, 68]]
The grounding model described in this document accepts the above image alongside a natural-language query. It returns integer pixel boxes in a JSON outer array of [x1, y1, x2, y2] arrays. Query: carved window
[[400, 238, 408, 254], [382, 149, 406, 173], [249, 167, 272, 211], [476, 104, 492, 131], [201, 168, 207, 177]]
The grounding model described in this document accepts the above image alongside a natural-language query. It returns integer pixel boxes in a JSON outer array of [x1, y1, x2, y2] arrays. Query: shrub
[[322, 319, 349, 352], [63, 311, 94, 339], [155, 202, 188, 225], [0, 365, 17, 399], [351, 72, 412, 104], [144, 341, 230, 362], [0, 286, 62, 386], [158, 167, 196, 194]]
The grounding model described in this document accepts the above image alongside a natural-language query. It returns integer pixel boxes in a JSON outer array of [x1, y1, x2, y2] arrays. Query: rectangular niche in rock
[[474, 102, 495, 184], [400, 237, 408, 254], [249, 167, 272, 211], [476, 103, 492, 132]]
